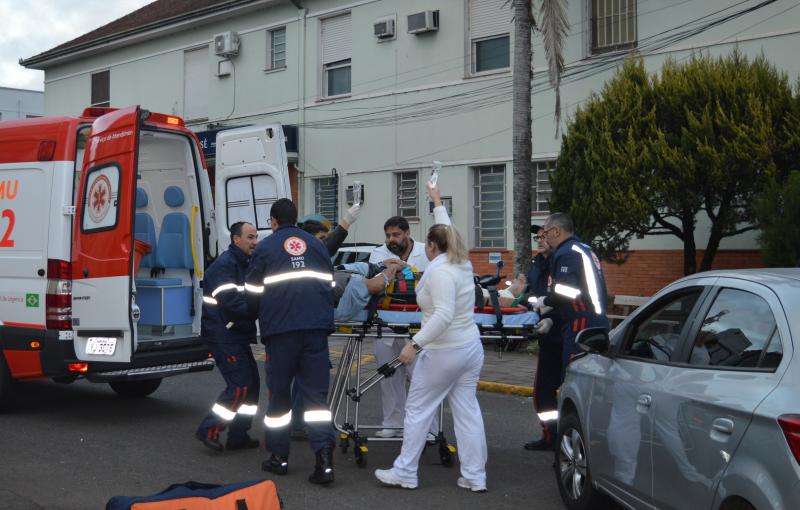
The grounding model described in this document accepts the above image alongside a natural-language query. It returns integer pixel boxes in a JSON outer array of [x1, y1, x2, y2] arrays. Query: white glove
[[527, 295, 552, 314], [534, 318, 554, 335], [345, 203, 361, 225]]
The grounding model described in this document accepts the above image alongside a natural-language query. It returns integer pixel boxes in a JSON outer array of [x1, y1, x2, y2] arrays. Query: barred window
[[531, 160, 555, 213], [396, 171, 418, 218], [267, 27, 286, 70], [314, 176, 338, 224], [591, 0, 637, 54], [473, 165, 506, 248]]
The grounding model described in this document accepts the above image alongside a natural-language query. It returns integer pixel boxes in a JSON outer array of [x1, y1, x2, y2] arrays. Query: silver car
[[556, 269, 800, 510]]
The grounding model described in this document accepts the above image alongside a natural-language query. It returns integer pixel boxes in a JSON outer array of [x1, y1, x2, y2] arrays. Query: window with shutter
[[184, 47, 209, 121], [91, 70, 110, 107], [321, 13, 352, 97], [591, 0, 637, 54], [473, 165, 506, 247], [469, 0, 511, 75]]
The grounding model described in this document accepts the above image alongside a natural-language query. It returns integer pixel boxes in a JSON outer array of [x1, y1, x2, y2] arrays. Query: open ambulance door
[[214, 125, 291, 245], [71, 106, 142, 363]]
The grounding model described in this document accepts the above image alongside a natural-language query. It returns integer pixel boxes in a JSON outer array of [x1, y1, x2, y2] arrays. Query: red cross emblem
[[284, 236, 307, 256]]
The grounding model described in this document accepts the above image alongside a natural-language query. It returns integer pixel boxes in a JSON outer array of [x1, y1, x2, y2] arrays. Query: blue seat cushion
[[156, 213, 193, 270], [164, 186, 185, 207], [134, 213, 157, 268], [136, 187, 149, 208], [136, 277, 183, 287]]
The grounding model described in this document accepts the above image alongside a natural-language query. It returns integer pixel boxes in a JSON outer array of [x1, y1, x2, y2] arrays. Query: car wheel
[[556, 412, 611, 510], [109, 378, 162, 398]]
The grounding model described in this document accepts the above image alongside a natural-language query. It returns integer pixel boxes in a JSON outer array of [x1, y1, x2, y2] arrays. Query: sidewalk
[[327, 336, 536, 397]]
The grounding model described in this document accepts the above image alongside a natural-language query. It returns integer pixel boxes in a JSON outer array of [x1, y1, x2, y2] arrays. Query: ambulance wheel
[[109, 378, 162, 398], [0, 353, 13, 411]]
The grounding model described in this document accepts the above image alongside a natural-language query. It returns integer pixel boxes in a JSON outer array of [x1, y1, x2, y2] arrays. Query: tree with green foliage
[[550, 50, 800, 275], [753, 171, 800, 267]]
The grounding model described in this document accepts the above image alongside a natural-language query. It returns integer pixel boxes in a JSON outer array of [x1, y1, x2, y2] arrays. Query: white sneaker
[[426, 432, 438, 444], [375, 469, 417, 489], [375, 428, 402, 438], [457, 477, 487, 493]]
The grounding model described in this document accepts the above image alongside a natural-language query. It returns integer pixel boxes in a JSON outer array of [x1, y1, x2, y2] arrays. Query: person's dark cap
[[530, 224, 543, 234]]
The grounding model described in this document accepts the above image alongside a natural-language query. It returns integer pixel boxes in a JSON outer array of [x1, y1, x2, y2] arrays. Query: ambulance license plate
[[86, 337, 117, 356]]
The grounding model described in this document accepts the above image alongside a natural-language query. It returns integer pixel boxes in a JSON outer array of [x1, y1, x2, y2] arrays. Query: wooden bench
[[608, 295, 651, 326]]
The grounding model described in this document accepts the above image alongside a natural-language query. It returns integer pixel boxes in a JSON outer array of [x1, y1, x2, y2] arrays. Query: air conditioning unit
[[407, 10, 439, 34], [214, 31, 240, 57], [374, 18, 395, 39]]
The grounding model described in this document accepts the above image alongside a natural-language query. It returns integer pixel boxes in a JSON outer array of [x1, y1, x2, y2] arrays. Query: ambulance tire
[[109, 378, 162, 398], [0, 353, 13, 411]]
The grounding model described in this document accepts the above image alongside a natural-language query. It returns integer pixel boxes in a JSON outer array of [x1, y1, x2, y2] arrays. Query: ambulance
[[0, 106, 290, 406]]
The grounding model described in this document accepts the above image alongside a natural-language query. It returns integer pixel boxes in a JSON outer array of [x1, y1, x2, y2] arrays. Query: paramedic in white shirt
[[368, 216, 432, 438], [374, 182, 488, 492]]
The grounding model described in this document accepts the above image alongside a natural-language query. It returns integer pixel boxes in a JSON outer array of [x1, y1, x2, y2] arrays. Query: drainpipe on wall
[[292, 1, 307, 212]]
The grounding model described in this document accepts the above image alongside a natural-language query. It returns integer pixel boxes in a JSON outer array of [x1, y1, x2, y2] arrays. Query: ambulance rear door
[[71, 106, 142, 363], [214, 125, 291, 245]]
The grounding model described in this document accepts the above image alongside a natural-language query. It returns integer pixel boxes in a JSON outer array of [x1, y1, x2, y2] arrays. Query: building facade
[[21, 0, 800, 296], [0, 87, 44, 121]]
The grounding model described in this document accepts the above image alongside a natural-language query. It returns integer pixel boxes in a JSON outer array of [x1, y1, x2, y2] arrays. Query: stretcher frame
[[327, 315, 539, 468]]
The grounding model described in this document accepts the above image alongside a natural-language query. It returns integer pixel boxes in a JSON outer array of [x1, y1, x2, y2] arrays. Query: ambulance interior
[[132, 130, 204, 343]]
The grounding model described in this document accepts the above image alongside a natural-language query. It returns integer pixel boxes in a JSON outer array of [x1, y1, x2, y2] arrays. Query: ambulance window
[[226, 175, 277, 231], [73, 126, 91, 205], [81, 164, 120, 233]]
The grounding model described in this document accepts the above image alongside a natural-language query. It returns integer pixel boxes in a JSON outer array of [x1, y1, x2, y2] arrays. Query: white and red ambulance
[[0, 106, 289, 406]]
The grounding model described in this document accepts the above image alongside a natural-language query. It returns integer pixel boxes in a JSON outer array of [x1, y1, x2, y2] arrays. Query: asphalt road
[[0, 366, 566, 510]]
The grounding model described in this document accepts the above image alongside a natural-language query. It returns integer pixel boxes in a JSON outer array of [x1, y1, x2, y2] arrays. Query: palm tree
[[512, 0, 568, 276]]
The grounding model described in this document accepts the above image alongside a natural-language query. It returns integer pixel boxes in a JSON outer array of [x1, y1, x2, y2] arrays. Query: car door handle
[[635, 394, 652, 414], [712, 418, 734, 435]]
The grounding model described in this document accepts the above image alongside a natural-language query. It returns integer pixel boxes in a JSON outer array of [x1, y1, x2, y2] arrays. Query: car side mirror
[[576, 327, 611, 355]]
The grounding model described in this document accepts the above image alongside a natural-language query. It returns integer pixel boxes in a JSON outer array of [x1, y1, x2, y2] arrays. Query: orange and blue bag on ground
[[106, 480, 281, 510]]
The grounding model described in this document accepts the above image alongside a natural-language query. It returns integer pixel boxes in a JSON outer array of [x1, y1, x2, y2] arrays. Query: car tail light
[[778, 414, 800, 464], [46, 259, 72, 331], [37, 140, 56, 161]]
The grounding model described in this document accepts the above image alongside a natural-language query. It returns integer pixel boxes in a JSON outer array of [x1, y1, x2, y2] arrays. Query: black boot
[[226, 435, 260, 450], [195, 430, 224, 452], [262, 454, 289, 475], [308, 447, 334, 485]]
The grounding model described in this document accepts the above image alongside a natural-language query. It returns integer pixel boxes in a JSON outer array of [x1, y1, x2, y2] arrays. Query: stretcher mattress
[[345, 308, 540, 327]]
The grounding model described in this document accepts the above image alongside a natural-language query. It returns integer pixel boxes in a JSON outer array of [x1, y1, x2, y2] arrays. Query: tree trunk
[[512, 0, 534, 277], [682, 213, 697, 275]]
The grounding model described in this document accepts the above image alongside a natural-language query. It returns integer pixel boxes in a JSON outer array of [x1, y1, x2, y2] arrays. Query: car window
[[689, 288, 780, 369], [622, 291, 702, 362]]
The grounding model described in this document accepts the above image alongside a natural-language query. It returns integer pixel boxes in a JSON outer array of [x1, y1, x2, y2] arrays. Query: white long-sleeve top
[[411, 204, 479, 350]]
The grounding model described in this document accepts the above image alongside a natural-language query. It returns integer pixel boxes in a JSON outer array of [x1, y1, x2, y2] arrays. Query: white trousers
[[375, 337, 438, 432], [390, 340, 487, 487]]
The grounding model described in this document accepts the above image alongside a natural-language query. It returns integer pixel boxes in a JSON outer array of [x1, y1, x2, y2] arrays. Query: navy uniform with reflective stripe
[[196, 243, 260, 447], [526, 252, 562, 445], [544, 237, 609, 375], [245, 225, 335, 457]]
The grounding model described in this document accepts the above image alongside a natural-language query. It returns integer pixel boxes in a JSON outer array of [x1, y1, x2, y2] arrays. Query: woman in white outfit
[[374, 182, 488, 492]]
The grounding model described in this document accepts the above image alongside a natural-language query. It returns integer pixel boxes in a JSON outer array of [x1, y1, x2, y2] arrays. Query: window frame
[[314, 176, 339, 225], [472, 164, 506, 248], [224, 174, 278, 232], [395, 171, 419, 219], [531, 159, 556, 214], [90, 70, 110, 107], [615, 286, 710, 366], [471, 34, 511, 75], [183, 46, 209, 122], [589, 0, 638, 56], [323, 59, 352, 98], [265, 26, 287, 72], [679, 286, 785, 373]]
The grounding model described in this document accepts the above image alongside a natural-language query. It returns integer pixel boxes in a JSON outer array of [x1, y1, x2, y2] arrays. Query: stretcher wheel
[[439, 443, 456, 467], [339, 433, 349, 454], [355, 444, 368, 468]]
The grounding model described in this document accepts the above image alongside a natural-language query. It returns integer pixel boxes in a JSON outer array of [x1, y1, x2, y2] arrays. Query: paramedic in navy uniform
[[195, 221, 261, 452], [375, 181, 488, 492], [529, 212, 609, 377], [245, 198, 337, 485]]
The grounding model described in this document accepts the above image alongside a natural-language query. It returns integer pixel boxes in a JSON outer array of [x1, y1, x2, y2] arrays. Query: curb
[[478, 380, 533, 397]]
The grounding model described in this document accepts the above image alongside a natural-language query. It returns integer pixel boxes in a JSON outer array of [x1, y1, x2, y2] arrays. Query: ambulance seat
[[134, 188, 157, 269], [156, 186, 193, 270], [137, 186, 193, 326]]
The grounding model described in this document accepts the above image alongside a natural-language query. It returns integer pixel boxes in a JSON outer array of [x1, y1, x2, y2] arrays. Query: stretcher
[[327, 305, 540, 468]]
